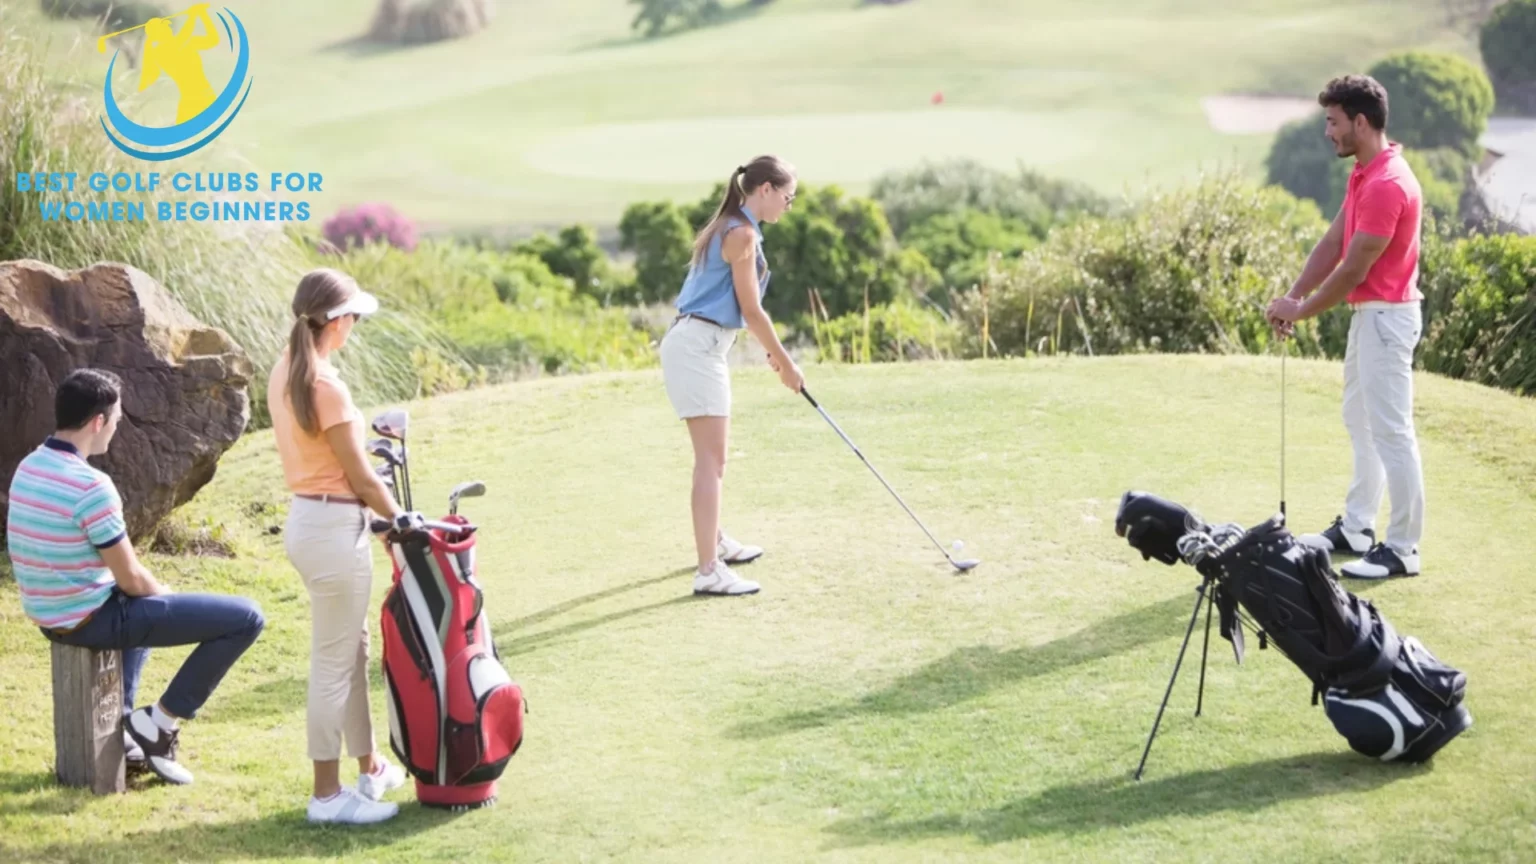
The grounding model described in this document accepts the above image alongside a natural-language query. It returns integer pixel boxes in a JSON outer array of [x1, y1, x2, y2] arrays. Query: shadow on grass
[[0, 800, 455, 863], [823, 751, 1427, 848], [728, 593, 1197, 740], [0, 771, 88, 817], [494, 568, 702, 658], [503, 568, 694, 633]]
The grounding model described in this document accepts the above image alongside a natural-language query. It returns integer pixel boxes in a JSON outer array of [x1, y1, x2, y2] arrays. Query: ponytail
[[287, 314, 323, 436], [283, 268, 361, 436], [689, 155, 796, 267]]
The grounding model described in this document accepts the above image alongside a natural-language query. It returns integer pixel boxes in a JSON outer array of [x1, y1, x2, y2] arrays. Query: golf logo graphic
[[97, 3, 252, 161]]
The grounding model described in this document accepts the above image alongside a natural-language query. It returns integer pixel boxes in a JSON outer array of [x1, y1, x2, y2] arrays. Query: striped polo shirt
[[5, 438, 127, 630]]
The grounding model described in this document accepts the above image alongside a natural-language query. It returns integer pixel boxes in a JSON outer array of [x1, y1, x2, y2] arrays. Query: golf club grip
[[799, 387, 818, 408]]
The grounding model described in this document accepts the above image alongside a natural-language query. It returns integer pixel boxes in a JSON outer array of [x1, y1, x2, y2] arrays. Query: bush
[[1267, 113, 1471, 222], [656, 182, 923, 320], [954, 173, 1331, 358], [512, 224, 629, 303], [900, 208, 1040, 290], [869, 158, 1111, 239], [1368, 51, 1495, 157], [1265, 111, 1352, 216], [322, 202, 418, 253], [0, 34, 453, 426], [1481, 0, 1536, 110], [322, 239, 655, 381], [1400, 146, 1471, 220], [1418, 230, 1536, 396], [618, 200, 693, 303], [802, 298, 963, 363]]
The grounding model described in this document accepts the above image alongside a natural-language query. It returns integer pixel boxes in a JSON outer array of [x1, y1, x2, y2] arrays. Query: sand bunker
[[1202, 95, 1317, 135]]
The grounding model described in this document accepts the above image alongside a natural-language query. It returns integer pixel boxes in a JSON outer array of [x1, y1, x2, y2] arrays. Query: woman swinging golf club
[[268, 268, 422, 823], [660, 155, 804, 597]]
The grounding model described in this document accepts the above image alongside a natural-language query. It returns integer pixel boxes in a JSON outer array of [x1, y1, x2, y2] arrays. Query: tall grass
[[0, 26, 458, 426]]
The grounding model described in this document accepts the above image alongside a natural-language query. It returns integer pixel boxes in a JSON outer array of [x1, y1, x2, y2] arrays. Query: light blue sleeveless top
[[674, 208, 770, 330]]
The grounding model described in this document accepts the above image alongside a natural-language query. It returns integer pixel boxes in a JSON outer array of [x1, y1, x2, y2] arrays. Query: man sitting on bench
[[5, 369, 266, 786]]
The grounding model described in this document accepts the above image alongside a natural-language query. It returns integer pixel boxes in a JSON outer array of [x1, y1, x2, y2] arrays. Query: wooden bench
[[50, 643, 125, 794]]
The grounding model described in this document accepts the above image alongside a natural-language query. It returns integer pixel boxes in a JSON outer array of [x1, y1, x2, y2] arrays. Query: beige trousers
[[284, 495, 377, 761]]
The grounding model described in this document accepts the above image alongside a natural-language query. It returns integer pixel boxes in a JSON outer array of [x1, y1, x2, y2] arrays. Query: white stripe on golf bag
[[1327, 693, 1407, 761], [384, 670, 403, 764], [395, 544, 450, 784]]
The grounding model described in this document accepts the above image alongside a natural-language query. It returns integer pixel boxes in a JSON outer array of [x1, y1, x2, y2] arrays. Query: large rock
[[0, 260, 251, 548]]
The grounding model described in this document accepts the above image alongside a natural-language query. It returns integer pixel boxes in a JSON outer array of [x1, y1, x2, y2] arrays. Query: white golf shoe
[[717, 531, 763, 565], [693, 560, 760, 596]]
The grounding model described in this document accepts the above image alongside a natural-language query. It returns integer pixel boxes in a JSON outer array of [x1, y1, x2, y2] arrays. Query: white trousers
[[284, 496, 377, 761], [1341, 303, 1426, 555]]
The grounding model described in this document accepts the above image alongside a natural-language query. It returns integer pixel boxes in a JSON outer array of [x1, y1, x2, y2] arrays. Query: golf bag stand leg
[[1196, 585, 1215, 717], [1134, 576, 1215, 781]]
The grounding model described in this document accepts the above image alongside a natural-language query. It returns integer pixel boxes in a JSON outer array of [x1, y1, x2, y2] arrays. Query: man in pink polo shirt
[[1267, 74, 1426, 580]]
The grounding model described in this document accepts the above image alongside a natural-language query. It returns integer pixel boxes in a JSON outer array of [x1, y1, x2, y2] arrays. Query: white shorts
[[659, 315, 737, 419]]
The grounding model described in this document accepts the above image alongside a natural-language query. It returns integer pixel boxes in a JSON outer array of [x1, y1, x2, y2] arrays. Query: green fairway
[[15, 0, 1475, 229], [2, 356, 1533, 862]]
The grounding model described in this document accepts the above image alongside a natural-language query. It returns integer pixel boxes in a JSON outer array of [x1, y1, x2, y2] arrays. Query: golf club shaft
[[801, 389, 957, 565], [400, 443, 412, 512], [1280, 341, 1287, 518]]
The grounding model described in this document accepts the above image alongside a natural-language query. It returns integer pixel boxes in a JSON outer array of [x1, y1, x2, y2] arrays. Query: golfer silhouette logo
[[97, 3, 253, 161]]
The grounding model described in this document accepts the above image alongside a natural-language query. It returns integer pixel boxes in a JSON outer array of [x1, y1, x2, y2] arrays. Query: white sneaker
[[1340, 544, 1421, 579], [308, 787, 400, 824], [693, 560, 760, 596], [123, 728, 145, 768], [357, 757, 407, 801], [125, 706, 193, 785], [717, 531, 763, 565]]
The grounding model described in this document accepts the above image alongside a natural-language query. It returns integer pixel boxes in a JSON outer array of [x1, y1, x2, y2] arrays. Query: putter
[[449, 481, 486, 516], [800, 388, 981, 572], [371, 410, 411, 511]]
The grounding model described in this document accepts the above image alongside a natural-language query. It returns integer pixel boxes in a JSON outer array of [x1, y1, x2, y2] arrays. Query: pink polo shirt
[[1341, 143, 1423, 305]]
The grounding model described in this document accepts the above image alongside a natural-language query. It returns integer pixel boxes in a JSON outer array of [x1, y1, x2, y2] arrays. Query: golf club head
[[951, 557, 982, 572], [448, 481, 485, 515], [374, 463, 395, 482], [368, 441, 401, 466], [371, 409, 409, 441], [449, 481, 485, 503]]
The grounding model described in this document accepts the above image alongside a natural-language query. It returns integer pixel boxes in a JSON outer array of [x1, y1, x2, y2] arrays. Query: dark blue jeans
[[43, 589, 265, 721]]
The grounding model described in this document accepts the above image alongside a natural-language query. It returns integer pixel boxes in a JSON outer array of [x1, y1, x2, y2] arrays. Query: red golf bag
[[377, 515, 526, 809]]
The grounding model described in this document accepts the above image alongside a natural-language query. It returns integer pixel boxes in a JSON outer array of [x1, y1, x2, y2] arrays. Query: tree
[[1481, 0, 1536, 112], [629, 0, 721, 37], [618, 201, 694, 303], [1368, 51, 1495, 157]]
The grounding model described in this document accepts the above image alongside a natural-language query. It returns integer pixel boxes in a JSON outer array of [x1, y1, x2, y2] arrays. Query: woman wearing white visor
[[268, 268, 418, 824]]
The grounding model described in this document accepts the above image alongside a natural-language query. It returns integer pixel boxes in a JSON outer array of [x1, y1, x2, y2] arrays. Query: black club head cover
[[1115, 490, 1199, 566]]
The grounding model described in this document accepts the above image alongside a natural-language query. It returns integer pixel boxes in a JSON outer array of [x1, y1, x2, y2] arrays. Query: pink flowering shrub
[[322, 202, 418, 253]]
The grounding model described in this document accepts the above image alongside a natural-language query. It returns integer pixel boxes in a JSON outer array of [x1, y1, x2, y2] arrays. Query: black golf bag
[[1115, 490, 1471, 763]]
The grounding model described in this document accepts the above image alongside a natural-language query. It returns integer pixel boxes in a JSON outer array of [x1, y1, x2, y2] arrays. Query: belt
[[675, 312, 726, 329], [295, 493, 364, 506]]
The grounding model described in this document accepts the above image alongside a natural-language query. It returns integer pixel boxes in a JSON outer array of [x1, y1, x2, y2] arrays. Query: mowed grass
[[1, 355, 1535, 863], [13, 0, 1475, 228]]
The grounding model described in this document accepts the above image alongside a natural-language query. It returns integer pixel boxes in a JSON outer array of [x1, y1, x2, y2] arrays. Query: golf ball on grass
[[952, 540, 964, 552]]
